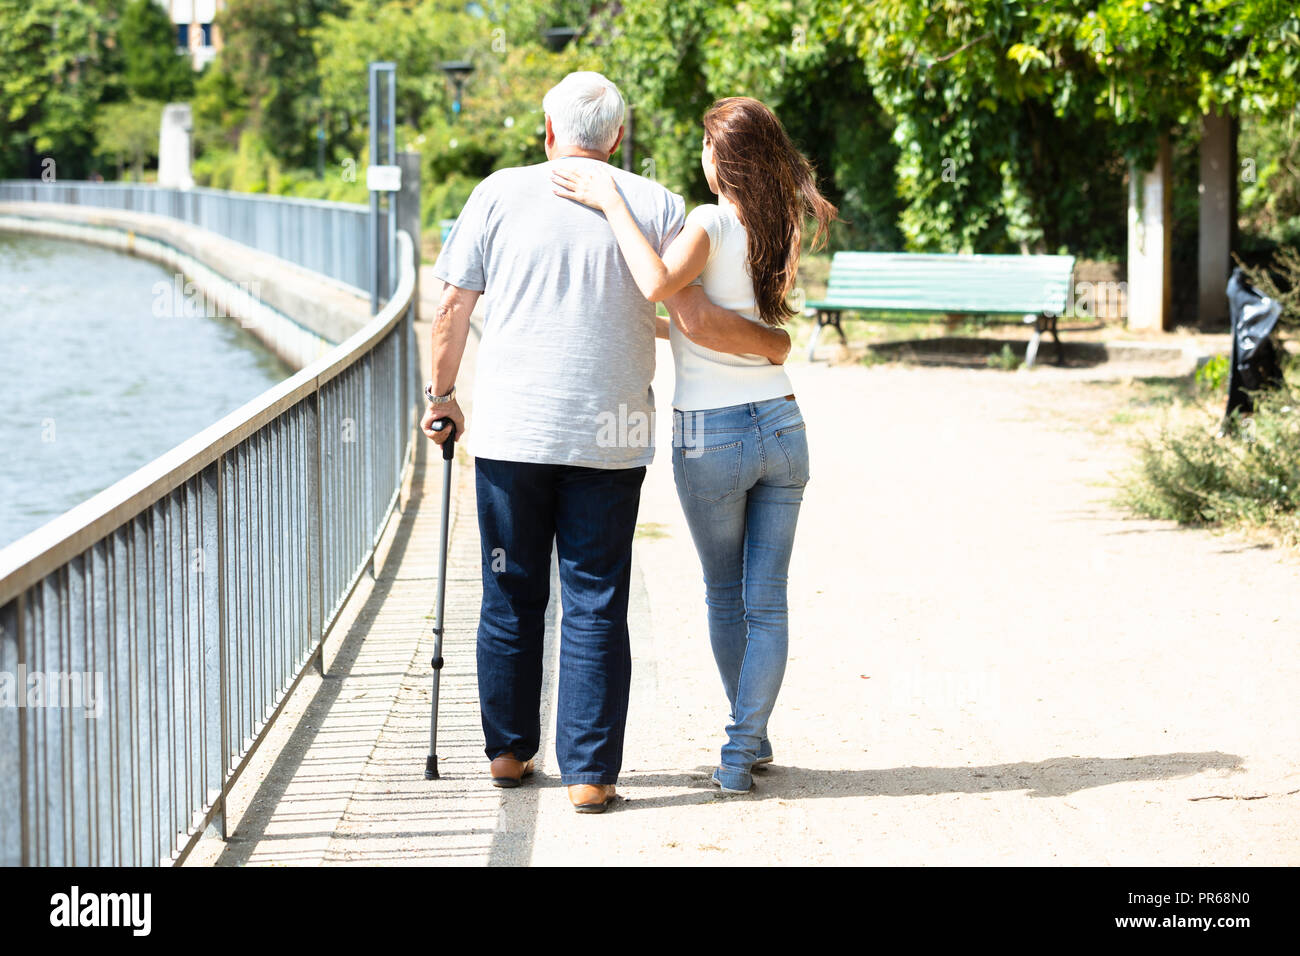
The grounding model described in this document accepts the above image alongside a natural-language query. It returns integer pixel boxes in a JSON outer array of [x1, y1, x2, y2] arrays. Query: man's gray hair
[[542, 72, 625, 152]]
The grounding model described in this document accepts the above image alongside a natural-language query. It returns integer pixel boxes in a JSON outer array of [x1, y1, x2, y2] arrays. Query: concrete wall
[[0, 201, 371, 370]]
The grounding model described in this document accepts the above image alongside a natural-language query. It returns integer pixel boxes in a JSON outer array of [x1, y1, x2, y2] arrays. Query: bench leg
[[806, 313, 825, 362], [1022, 313, 1042, 370], [807, 310, 843, 362], [1024, 327, 1042, 370], [1022, 313, 1063, 370]]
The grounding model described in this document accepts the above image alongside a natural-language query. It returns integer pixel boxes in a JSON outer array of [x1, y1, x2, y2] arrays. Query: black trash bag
[[1224, 266, 1284, 421]]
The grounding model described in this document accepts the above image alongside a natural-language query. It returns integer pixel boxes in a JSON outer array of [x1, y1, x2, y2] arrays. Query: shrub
[[1119, 358, 1300, 548], [1239, 245, 1300, 332], [986, 343, 1022, 371], [1195, 354, 1230, 393]]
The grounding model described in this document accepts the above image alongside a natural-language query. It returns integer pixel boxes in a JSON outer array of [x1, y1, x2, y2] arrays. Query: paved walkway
[[188, 281, 1300, 865]]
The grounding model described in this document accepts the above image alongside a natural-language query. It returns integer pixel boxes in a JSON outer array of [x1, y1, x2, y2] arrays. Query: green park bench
[[802, 251, 1077, 368]]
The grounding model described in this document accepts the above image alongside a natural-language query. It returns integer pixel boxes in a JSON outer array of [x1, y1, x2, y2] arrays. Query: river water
[[0, 231, 294, 549]]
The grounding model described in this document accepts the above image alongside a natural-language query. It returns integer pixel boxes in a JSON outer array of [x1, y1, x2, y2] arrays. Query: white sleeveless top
[[668, 198, 795, 411]]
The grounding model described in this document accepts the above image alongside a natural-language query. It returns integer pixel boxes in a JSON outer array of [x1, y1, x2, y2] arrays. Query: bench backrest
[[822, 252, 1075, 315]]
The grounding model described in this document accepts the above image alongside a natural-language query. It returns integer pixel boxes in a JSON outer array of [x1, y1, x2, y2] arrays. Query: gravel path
[[191, 295, 1298, 865], [522, 353, 1299, 865]]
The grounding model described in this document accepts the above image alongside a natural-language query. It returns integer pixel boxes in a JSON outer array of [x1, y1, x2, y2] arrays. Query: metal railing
[[0, 221, 421, 866], [0, 180, 372, 294]]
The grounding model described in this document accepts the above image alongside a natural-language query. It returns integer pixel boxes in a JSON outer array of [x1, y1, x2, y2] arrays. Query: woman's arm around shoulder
[[551, 165, 710, 301]]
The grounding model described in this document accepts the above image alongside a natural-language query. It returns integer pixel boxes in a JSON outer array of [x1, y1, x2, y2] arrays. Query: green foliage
[[986, 342, 1022, 370], [1119, 365, 1300, 548], [1239, 105, 1300, 248], [192, 129, 280, 193], [846, 2, 1129, 253], [93, 99, 164, 180], [312, 0, 480, 169], [299, 0, 599, 224], [202, 0, 345, 170], [1195, 353, 1231, 393], [399, 28, 596, 184], [192, 58, 248, 154], [842, 0, 1298, 254], [604, 0, 714, 200], [608, 0, 903, 249], [421, 171, 478, 236], [118, 0, 193, 103], [0, 0, 117, 178], [1080, 0, 1299, 143], [5, 0, 1297, 262], [195, 0, 601, 233], [1240, 244, 1300, 331]]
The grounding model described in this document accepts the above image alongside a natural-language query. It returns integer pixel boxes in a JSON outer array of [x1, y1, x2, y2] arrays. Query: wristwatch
[[424, 382, 456, 405]]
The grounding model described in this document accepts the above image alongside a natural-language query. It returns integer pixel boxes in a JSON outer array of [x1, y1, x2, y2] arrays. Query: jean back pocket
[[680, 440, 743, 502]]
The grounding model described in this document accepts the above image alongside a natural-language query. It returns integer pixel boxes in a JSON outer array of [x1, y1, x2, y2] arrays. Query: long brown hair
[[702, 97, 838, 326]]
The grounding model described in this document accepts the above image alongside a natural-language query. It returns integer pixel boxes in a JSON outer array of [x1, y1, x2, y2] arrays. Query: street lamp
[[541, 27, 581, 52], [439, 61, 475, 121]]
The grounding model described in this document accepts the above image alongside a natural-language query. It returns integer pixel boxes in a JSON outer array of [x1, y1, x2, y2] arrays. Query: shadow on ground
[[866, 335, 1108, 369], [584, 751, 1245, 810], [206, 434, 433, 865]]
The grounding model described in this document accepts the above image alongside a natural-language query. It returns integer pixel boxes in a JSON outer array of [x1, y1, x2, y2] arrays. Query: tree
[[311, 0, 480, 167], [605, 0, 904, 249], [94, 98, 164, 180], [205, 0, 345, 169], [846, 0, 1300, 252], [117, 0, 193, 103], [836, 0, 1125, 253], [0, 0, 116, 178]]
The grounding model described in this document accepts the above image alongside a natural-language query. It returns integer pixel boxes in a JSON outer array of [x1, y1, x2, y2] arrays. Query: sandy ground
[[188, 278, 1300, 866]]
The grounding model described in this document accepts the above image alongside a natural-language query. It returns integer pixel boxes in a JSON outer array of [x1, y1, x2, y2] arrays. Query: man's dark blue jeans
[[474, 456, 646, 786]]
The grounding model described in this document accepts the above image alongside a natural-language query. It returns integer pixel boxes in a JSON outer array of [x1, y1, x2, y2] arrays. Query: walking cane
[[425, 417, 456, 780]]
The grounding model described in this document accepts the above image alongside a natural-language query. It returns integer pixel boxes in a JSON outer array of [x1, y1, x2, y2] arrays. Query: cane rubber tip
[[424, 754, 440, 780]]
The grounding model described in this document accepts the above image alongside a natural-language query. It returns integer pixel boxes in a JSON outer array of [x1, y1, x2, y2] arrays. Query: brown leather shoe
[[489, 753, 535, 788], [568, 784, 617, 813]]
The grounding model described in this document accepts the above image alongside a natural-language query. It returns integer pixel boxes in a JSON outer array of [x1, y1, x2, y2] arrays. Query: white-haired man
[[422, 71, 790, 813]]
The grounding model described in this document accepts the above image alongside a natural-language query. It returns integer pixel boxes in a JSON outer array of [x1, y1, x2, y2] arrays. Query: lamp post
[[541, 27, 580, 52], [439, 61, 475, 122]]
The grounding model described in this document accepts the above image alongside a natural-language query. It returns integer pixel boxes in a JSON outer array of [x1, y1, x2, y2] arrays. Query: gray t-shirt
[[432, 157, 685, 469]]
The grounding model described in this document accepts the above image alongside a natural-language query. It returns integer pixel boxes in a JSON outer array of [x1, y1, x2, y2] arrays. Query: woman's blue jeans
[[672, 396, 809, 792]]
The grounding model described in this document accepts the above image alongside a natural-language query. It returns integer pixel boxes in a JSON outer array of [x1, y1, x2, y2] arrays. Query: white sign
[[367, 165, 402, 192]]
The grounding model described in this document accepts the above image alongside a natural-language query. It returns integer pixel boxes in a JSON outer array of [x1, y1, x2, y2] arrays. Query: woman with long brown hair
[[552, 96, 836, 794]]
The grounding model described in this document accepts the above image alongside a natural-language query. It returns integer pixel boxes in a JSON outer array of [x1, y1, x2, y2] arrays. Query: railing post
[[311, 389, 326, 676], [0, 594, 23, 865], [215, 454, 229, 841], [362, 354, 376, 572], [17, 591, 28, 867]]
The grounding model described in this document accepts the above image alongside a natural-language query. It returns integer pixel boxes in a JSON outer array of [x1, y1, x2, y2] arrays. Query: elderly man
[[422, 71, 790, 813]]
